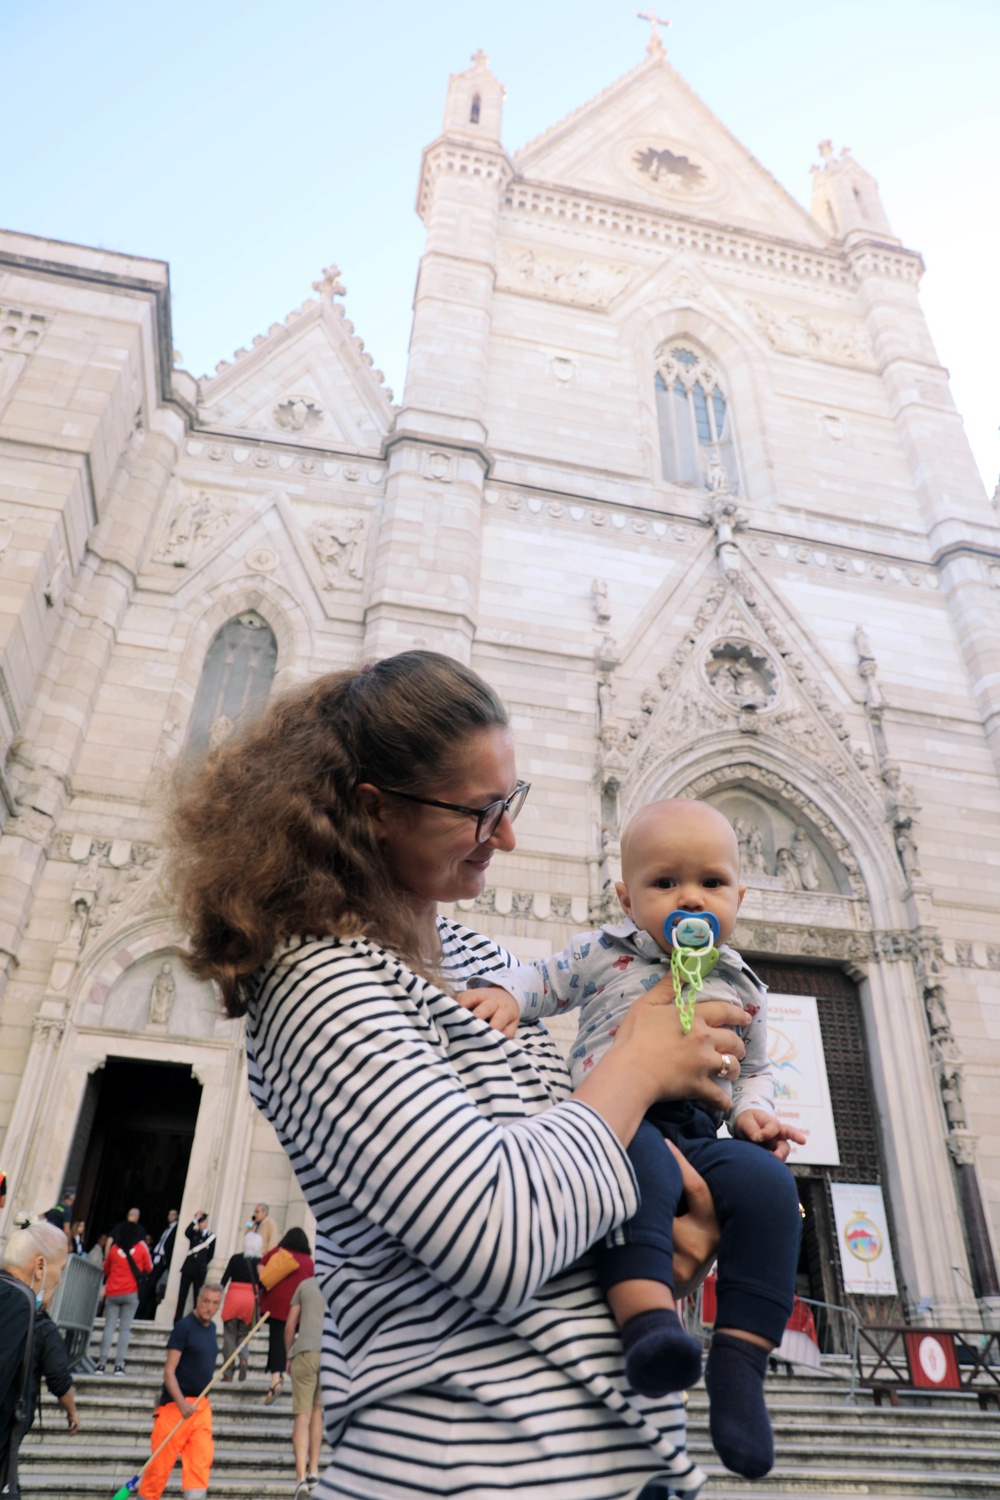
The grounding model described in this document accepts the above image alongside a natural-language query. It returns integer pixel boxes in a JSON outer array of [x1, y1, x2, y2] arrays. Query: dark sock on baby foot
[[704, 1332, 774, 1479], [621, 1309, 703, 1397]]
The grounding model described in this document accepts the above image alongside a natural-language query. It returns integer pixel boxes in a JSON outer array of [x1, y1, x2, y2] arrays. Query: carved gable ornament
[[615, 574, 887, 836], [622, 138, 720, 199], [704, 639, 779, 711]]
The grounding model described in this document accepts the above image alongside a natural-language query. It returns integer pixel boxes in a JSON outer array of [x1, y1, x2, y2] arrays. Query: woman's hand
[[573, 989, 748, 1149], [454, 986, 520, 1039], [666, 1141, 720, 1297]]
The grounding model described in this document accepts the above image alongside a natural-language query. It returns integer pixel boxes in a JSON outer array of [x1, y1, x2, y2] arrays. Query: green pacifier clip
[[665, 910, 721, 1033]]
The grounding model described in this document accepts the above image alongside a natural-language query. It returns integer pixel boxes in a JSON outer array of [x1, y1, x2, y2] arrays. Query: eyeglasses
[[381, 780, 531, 845]]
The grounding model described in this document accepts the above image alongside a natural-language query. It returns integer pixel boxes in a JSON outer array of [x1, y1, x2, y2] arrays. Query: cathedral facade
[[1, 34, 999, 1327]]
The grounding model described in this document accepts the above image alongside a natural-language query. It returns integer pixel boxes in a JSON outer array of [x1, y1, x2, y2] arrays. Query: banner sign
[[904, 1330, 960, 1390], [830, 1182, 898, 1295], [766, 994, 840, 1165]]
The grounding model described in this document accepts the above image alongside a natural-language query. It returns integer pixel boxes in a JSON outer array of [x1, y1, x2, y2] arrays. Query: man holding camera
[[174, 1213, 216, 1324]]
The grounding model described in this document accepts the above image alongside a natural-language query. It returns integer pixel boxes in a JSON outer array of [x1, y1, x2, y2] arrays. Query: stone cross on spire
[[637, 7, 671, 55]]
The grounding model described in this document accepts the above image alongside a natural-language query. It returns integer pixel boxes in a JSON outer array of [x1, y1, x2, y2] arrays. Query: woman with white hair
[[0, 1219, 79, 1494]]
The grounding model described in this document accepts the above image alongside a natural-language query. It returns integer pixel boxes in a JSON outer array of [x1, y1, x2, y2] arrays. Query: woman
[[0, 1219, 79, 1493], [168, 651, 747, 1500], [96, 1220, 152, 1374], [219, 1249, 258, 1383], [257, 1228, 314, 1404], [69, 1221, 87, 1257]]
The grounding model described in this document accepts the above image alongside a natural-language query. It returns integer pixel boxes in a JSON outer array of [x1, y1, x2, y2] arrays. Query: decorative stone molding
[[308, 517, 368, 591], [502, 183, 857, 288], [418, 141, 513, 219], [483, 489, 699, 542], [273, 396, 324, 433], [0, 305, 48, 353], [749, 537, 936, 590], [745, 298, 875, 367], [32, 1015, 66, 1041], [155, 490, 239, 567], [0, 305, 48, 407], [496, 246, 632, 308]]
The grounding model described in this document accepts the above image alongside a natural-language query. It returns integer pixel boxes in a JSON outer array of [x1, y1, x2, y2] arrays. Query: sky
[[3, 0, 998, 490]]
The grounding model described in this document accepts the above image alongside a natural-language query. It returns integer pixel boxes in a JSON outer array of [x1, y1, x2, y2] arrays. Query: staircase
[[17, 1322, 1000, 1497]]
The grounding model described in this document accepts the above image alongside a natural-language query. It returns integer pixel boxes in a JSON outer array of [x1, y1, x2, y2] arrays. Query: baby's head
[[615, 799, 746, 951]]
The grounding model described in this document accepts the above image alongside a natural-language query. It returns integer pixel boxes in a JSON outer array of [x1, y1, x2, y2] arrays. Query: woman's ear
[[355, 781, 388, 834]]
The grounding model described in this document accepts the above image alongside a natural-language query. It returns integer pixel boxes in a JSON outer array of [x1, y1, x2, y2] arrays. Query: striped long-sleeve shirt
[[246, 918, 705, 1500]]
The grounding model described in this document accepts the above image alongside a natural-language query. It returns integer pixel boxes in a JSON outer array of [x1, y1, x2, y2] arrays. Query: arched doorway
[[68, 1058, 202, 1250]]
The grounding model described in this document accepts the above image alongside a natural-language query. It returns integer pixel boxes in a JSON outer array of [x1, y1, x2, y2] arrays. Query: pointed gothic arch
[[654, 340, 740, 491], [622, 294, 778, 499], [185, 610, 278, 756]]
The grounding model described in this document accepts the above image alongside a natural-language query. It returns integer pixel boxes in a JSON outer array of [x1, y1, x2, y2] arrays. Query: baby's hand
[[454, 987, 521, 1039], [733, 1108, 807, 1162]]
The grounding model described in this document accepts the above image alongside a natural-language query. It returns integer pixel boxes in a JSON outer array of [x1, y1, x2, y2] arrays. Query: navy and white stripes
[[246, 919, 705, 1499]]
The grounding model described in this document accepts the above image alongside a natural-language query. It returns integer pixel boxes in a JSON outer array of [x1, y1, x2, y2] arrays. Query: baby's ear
[[614, 881, 631, 917], [737, 882, 747, 909]]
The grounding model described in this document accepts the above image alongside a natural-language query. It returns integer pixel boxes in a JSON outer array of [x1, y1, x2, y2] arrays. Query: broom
[[110, 1311, 269, 1499]]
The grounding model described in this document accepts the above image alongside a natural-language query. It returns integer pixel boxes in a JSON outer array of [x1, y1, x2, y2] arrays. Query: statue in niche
[[591, 578, 611, 624], [895, 824, 923, 881], [149, 961, 176, 1025], [924, 984, 949, 1035], [208, 715, 234, 749], [65, 897, 90, 947], [775, 847, 801, 891], [346, 518, 368, 581], [706, 641, 776, 709], [745, 825, 767, 875], [791, 828, 821, 891], [731, 817, 750, 867]]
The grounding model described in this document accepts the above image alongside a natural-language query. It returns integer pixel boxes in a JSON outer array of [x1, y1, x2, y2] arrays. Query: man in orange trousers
[[139, 1284, 221, 1499]]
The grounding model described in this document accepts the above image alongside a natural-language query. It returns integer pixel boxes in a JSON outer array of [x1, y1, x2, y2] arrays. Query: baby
[[460, 799, 805, 1480]]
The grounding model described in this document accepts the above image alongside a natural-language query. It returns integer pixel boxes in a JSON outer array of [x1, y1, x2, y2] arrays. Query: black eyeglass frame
[[380, 780, 531, 845]]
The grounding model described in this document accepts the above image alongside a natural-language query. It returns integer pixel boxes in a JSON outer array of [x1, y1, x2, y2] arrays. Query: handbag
[[122, 1245, 149, 1294], [257, 1246, 298, 1291]]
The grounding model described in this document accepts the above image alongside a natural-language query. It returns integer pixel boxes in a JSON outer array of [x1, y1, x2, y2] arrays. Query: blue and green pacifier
[[664, 909, 720, 1032]]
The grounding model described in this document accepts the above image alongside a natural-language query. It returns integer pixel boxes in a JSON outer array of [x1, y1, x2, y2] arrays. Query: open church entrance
[[746, 956, 903, 1350], [67, 1058, 202, 1249]]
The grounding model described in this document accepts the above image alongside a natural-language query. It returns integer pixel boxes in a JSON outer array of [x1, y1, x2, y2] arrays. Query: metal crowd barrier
[[50, 1255, 103, 1373]]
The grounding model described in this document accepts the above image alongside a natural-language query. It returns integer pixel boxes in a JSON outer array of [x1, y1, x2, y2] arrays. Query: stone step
[[16, 1331, 998, 1500]]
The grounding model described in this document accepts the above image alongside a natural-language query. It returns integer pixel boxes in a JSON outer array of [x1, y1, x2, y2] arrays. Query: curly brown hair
[[166, 650, 508, 1017]]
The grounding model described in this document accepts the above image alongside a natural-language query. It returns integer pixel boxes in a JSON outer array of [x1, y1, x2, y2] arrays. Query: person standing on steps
[[285, 1275, 325, 1498], [219, 1250, 257, 1383], [257, 1228, 314, 1405], [96, 1220, 153, 1374], [1, 1220, 79, 1497], [139, 1284, 221, 1500], [174, 1213, 215, 1323], [138, 1209, 179, 1320]]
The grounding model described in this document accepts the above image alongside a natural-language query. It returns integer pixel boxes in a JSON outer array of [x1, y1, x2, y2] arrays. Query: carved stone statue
[[208, 715, 234, 749], [591, 578, 611, 624], [65, 897, 90, 947], [791, 827, 821, 890], [347, 518, 368, 581], [149, 961, 176, 1025], [775, 847, 801, 891], [895, 823, 923, 881], [746, 825, 767, 875]]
